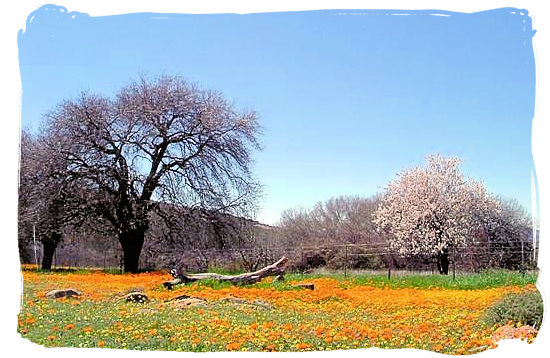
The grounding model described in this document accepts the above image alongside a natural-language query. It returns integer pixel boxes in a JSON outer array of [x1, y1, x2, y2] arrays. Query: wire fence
[[30, 237, 539, 278]]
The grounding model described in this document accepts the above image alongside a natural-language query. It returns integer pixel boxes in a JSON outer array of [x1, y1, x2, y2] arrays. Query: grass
[[286, 269, 538, 290], [344, 270, 538, 290]]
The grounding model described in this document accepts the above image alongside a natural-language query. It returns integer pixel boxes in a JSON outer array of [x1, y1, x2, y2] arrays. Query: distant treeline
[[19, 194, 536, 273]]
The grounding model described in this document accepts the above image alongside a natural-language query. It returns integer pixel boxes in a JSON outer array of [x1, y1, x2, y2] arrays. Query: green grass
[[180, 269, 537, 291], [346, 270, 537, 290], [285, 269, 538, 290]]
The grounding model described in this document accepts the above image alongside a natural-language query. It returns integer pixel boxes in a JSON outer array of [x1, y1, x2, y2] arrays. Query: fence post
[[388, 266, 391, 280], [521, 240, 525, 275], [300, 246, 304, 276], [344, 245, 348, 278], [452, 246, 456, 281]]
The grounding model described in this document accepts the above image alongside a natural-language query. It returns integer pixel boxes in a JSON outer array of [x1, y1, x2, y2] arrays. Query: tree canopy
[[373, 154, 499, 274], [39, 75, 262, 272]]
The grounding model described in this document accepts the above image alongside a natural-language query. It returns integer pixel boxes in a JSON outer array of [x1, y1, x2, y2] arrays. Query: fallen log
[[164, 256, 289, 289]]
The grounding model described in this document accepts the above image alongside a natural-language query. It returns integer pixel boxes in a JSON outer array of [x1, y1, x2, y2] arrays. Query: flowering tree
[[373, 154, 499, 274]]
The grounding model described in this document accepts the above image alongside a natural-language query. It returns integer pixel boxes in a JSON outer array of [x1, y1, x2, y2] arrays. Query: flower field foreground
[[18, 269, 540, 354]]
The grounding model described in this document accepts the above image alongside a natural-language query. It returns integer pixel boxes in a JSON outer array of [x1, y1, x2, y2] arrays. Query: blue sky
[[18, 5, 536, 224]]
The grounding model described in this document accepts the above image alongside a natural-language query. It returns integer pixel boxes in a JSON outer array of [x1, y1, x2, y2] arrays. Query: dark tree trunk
[[436, 251, 450, 275], [41, 233, 61, 271], [119, 227, 146, 273]]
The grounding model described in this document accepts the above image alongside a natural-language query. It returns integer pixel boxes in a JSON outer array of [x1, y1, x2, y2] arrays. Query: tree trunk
[[436, 251, 450, 275], [41, 233, 61, 271], [119, 227, 146, 273], [164, 256, 289, 289]]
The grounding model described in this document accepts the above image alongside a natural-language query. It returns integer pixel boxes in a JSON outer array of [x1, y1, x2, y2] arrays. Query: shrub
[[484, 291, 544, 330]]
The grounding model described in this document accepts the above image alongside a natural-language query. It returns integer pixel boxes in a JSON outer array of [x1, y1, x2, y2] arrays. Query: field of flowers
[[17, 268, 540, 354]]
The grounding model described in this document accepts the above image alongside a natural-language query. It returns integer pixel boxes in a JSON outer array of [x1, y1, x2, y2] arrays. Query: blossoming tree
[[373, 154, 499, 274]]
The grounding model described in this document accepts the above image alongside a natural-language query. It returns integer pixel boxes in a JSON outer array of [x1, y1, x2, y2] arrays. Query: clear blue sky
[[18, 5, 536, 224]]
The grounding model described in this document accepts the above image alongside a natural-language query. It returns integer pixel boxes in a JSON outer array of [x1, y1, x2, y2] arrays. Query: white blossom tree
[[373, 154, 499, 274]]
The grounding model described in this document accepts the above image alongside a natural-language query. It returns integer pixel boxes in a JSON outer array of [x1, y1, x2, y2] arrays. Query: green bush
[[484, 291, 544, 330]]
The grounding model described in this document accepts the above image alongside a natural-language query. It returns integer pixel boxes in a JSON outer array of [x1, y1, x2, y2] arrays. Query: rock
[[45, 289, 81, 299], [163, 279, 183, 290], [291, 283, 315, 290], [219, 297, 273, 309], [491, 325, 538, 342], [252, 299, 274, 309], [220, 297, 248, 305], [138, 308, 159, 314], [122, 292, 149, 303], [172, 297, 207, 309]]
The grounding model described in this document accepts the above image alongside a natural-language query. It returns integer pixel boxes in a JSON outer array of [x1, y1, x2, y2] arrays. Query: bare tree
[[41, 75, 261, 272], [18, 130, 89, 270], [278, 195, 383, 270], [474, 197, 533, 269]]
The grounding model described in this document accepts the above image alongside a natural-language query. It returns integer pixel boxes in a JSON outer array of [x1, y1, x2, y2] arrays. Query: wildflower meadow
[[18, 267, 541, 354]]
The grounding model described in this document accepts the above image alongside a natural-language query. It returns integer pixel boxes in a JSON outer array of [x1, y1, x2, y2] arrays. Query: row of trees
[[279, 155, 535, 274]]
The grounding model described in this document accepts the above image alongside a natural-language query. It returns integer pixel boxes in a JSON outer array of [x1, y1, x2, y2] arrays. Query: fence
[[26, 237, 539, 277]]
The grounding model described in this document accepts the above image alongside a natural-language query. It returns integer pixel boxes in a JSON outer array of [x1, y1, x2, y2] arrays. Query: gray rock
[[252, 299, 274, 309], [122, 292, 149, 303], [172, 297, 207, 309], [45, 289, 81, 299], [219, 296, 273, 309], [220, 297, 248, 305]]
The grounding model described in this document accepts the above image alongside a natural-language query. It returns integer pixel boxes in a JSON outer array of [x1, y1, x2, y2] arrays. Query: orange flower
[[97, 340, 105, 347], [82, 326, 93, 333], [47, 335, 56, 341], [296, 342, 311, 350], [417, 323, 432, 333], [226, 342, 241, 351], [265, 344, 276, 351], [65, 323, 75, 330]]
